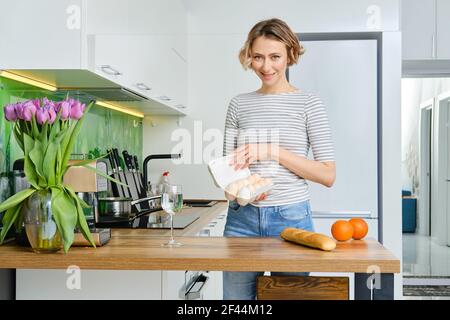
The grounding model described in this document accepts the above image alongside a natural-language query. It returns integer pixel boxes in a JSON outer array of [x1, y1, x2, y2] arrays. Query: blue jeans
[[223, 200, 315, 300]]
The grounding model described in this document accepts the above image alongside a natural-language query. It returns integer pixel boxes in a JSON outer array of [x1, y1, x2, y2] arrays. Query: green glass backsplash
[[0, 77, 143, 200]]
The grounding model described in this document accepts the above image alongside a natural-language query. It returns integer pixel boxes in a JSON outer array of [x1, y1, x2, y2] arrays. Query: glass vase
[[23, 189, 62, 253]]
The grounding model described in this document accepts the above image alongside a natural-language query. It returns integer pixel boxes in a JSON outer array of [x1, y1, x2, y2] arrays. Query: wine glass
[[161, 184, 183, 247]]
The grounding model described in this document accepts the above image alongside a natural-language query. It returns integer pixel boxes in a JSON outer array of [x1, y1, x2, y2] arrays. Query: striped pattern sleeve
[[223, 97, 239, 157], [305, 94, 335, 162]]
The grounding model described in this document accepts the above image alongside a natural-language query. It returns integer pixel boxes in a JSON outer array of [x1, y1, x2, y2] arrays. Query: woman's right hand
[[253, 192, 267, 202]]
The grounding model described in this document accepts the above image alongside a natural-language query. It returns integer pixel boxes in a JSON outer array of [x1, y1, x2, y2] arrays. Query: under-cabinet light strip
[[96, 100, 144, 118], [0, 70, 57, 91]]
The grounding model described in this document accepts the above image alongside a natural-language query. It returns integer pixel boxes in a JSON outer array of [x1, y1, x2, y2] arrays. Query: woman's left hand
[[229, 143, 277, 170]]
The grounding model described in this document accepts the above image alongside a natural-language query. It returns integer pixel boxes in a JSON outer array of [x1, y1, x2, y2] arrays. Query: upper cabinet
[[0, 0, 82, 69], [0, 0, 188, 116], [85, 0, 186, 35], [402, 0, 450, 60], [436, 0, 450, 59], [91, 34, 187, 113]]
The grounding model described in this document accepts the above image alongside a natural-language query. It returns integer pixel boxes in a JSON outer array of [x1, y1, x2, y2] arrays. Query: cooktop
[[95, 212, 200, 229]]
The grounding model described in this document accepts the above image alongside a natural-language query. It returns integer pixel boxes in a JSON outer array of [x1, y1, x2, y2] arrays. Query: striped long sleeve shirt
[[223, 91, 335, 207]]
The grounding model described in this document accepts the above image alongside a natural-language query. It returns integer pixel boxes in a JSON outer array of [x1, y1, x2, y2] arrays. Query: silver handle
[[135, 83, 151, 91], [157, 95, 172, 101], [100, 65, 122, 76], [131, 195, 161, 206], [185, 274, 209, 300], [175, 104, 187, 109], [312, 210, 373, 219], [198, 228, 211, 237], [446, 179, 450, 182]]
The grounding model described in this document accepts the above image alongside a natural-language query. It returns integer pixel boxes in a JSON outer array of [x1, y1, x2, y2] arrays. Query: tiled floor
[[402, 233, 450, 299], [403, 233, 450, 277]]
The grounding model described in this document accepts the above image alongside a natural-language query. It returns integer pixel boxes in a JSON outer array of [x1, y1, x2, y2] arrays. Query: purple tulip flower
[[3, 104, 17, 121], [21, 100, 37, 121], [43, 97, 56, 110], [35, 107, 48, 125], [14, 102, 24, 120], [70, 100, 84, 120], [33, 99, 41, 108], [47, 106, 56, 124], [55, 100, 72, 120]]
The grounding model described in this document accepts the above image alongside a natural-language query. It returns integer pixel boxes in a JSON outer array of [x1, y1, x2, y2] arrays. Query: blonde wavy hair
[[239, 18, 305, 70]]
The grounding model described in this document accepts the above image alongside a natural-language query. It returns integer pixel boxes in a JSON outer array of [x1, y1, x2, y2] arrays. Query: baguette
[[280, 227, 336, 251]]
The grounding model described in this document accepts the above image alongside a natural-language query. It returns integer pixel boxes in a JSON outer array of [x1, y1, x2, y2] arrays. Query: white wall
[[144, 0, 401, 199], [142, 0, 403, 299]]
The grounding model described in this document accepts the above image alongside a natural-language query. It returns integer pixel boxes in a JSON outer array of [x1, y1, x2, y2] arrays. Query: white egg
[[225, 183, 238, 200], [238, 186, 252, 200], [237, 198, 249, 206]]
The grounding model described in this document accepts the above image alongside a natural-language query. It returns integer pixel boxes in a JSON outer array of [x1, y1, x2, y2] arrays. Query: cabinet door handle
[[135, 83, 151, 91], [157, 95, 172, 101], [100, 65, 122, 76], [432, 34, 436, 59]]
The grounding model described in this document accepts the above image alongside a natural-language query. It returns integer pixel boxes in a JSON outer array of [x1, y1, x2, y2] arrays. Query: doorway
[[419, 100, 433, 237], [402, 79, 450, 299]]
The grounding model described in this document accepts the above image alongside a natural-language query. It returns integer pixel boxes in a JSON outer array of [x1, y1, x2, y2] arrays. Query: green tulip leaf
[[51, 187, 78, 253], [48, 110, 62, 142], [0, 188, 35, 213], [29, 139, 47, 187], [43, 141, 59, 186], [31, 116, 40, 139], [23, 134, 40, 189], [81, 164, 128, 187], [64, 186, 95, 248], [40, 122, 48, 146], [60, 101, 94, 176], [0, 203, 23, 244]]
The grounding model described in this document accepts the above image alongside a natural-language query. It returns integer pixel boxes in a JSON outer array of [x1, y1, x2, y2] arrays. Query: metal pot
[[98, 195, 163, 222], [98, 197, 132, 218]]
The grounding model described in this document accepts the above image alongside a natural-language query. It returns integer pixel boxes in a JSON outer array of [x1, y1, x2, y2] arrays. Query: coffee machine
[[63, 159, 109, 226]]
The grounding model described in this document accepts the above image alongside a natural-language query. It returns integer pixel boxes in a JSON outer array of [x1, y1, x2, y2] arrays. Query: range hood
[[1, 69, 184, 116]]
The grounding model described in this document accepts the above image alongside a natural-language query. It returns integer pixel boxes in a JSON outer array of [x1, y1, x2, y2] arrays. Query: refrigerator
[[289, 38, 379, 299]]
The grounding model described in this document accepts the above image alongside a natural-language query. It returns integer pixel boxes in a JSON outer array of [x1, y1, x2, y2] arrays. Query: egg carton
[[208, 155, 273, 205]]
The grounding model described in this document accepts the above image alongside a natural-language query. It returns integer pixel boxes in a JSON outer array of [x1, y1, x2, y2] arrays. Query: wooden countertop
[[0, 231, 400, 273]]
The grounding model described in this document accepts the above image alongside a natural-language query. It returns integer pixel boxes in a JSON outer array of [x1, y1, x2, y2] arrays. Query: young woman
[[222, 18, 336, 300]]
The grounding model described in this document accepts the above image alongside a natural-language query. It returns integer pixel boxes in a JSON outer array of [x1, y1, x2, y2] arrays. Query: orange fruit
[[331, 220, 354, 241], [349, 218, 368, 240]]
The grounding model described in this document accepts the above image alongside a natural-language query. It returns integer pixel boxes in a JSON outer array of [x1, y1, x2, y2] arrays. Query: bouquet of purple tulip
[[0, 97, 98, 253]]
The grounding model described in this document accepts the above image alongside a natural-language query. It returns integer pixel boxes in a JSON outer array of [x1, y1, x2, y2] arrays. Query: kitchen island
[[0, 201, 400, 300]]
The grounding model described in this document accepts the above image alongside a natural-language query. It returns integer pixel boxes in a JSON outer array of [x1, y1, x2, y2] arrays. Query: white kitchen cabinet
[[436, 0, 450, 59], [0, 0, 82, 69], [161, 270, 187, 300], [90, 35, 132, 88], [91, 34, 188, 113], [16, 269, 162, 300], [85, 0, 187, 35], [401, 0, 450, 60]]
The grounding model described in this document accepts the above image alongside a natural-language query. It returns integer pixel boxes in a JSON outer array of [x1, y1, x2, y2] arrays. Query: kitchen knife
[[128, 154, 143, 194], [123, 150, 140, 200], [113, 148, 132, 199], [133, 155, 144, 190], [111, 148, 127, 198], [107, 149, 123, 197]]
